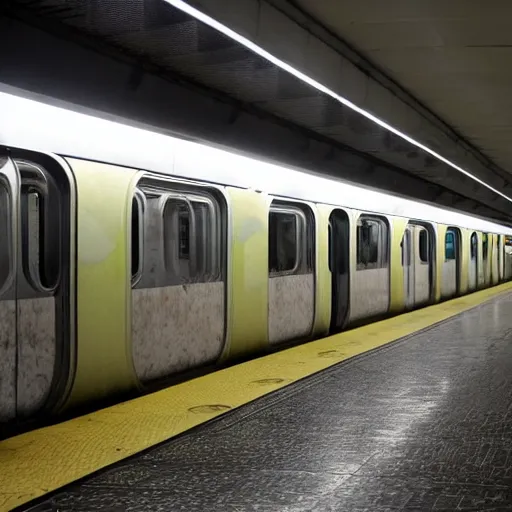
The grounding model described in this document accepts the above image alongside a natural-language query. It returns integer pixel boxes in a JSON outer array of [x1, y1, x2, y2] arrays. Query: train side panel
[[3, 145, 512, 429], [130, 175, 228, 383], [65, 158, 138, 407], [220, 187, 269, 360], [312, 203, 332, 338], [389, 217, 408, 314]]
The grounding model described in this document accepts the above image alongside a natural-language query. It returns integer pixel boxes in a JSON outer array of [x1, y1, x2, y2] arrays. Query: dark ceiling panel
[[2, 0, 511, 224]]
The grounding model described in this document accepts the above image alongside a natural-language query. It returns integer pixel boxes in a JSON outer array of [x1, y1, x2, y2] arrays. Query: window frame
[[161, 191, 221, 283], [18, 160, 61, 293], [328, 208, 350, 276], [132, 176, 225, 288], [445, 229, 457, 261], [356, 214, 389, 271], [482, 233, 489, 261], [400, 227, 411, 268], [268, 201, 314, 278], [498, 235, 503, 277], [418, 228, 429, 264], [131, 189, 146, 286], [0, 175, 13, 296], [470, 232, 478, 261]]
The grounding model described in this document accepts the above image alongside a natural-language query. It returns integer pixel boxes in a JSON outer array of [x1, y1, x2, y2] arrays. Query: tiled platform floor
[[24, 293, 512, 511]]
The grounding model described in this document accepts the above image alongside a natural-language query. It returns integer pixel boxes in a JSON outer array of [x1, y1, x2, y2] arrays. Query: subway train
[[1, 89, 512, 428]]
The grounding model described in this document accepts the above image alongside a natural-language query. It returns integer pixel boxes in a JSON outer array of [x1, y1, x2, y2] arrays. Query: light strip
[[1, 87, 510, 234], [163, 0, 512, 204]]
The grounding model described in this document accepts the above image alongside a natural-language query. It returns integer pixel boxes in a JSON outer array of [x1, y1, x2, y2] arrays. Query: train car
[[1, 89, 512, 429]]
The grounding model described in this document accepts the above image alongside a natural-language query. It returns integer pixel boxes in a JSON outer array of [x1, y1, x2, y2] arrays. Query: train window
[[401, 230, 410, 267], [131, 191, 145, 285], [19, 162, 60, 292], [445, 230, 456, 260], [419, 229, 429, 263], [269, 202, 313, 276], [132, 179, 224, 288], [328, 223, 333, 272], [0, 180, 11, 291], [269, 210, 298, 274], [483, 233, 489, 260], [269, 209, 301, 275], [162, 193, 220, 282], [178, 209, 190, 260], [328, 210, 349, 276], [24, 191, 42, 278], [357, 215, 388, 270], [186, 198, 216, 278], [470, 232, 478, 260], [400, 234, 405, 267]]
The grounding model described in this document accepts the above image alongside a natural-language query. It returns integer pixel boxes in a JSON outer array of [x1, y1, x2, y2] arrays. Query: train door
[[442, 227, 461, 299], [267, 200, 315, 345], [468, 232, 478, 291], [0, 154, 72, 422], [482, 233, 490, 286], [402, 223, 432, 309], [328, 209, 349, 334], [490, 235, 498, 284], [16, 158, 71, 417], [506, 236, 512, 280], [350, 215, 390, 323], [402, 226, 414, 308], [0, 158, 17, 422], [497, 236, 503, 281]]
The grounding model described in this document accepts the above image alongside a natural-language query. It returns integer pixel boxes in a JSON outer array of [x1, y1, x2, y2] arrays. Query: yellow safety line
[[1, 282, 512, 511]]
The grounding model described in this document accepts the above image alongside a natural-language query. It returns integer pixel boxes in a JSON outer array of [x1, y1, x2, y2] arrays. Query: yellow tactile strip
[[2, 282, 512, 511]]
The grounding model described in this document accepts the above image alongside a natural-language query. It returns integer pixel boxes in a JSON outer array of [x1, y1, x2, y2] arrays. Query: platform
[[4, 284, 512, 511]]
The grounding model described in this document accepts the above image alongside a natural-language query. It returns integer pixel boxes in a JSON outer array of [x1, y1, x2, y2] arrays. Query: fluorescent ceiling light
[[1, 87, 510, 235], [163, 0, 512, 205]]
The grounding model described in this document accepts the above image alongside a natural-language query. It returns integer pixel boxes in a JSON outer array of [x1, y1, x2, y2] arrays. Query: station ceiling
[[2, 0, 512, 225], [295, 0, 512, 179]]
